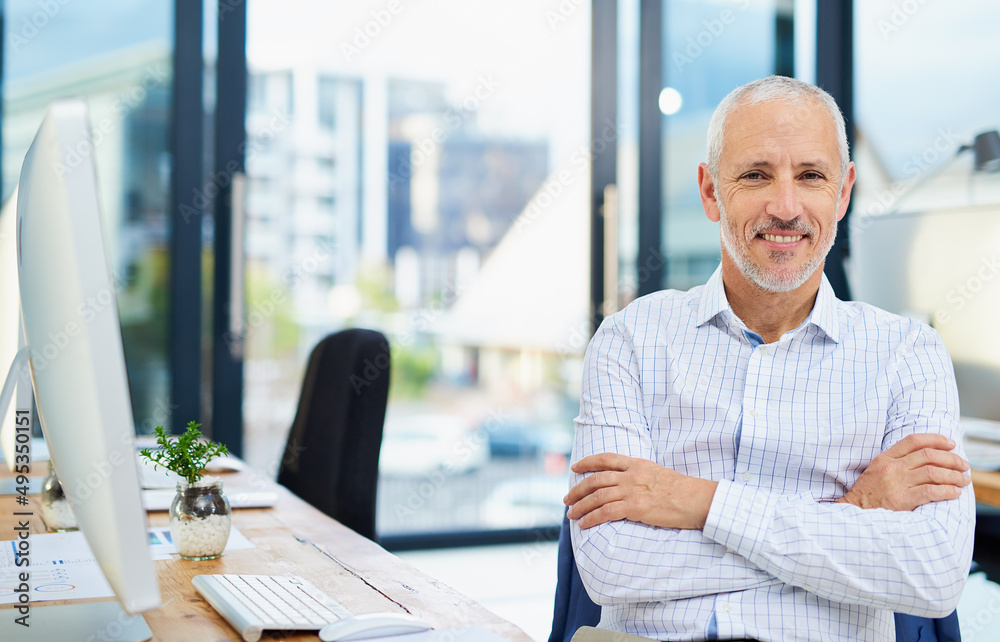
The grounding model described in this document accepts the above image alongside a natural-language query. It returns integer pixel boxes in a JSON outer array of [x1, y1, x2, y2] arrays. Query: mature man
[[564, 76, 975, 641]]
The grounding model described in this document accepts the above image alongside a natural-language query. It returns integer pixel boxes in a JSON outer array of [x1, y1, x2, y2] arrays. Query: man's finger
[[567, 485, 626, 521], [914, 465, 972, 488], [906, 448, 969, 473], [908, 483, 965, 510], [885, 433, 956, 458], [576, 500, 629, 530], [570, 452, 635, 474], [564, 470, 621, 505]]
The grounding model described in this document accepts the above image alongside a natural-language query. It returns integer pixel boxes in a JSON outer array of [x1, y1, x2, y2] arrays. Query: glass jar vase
[[169, 477, 231, 560], [40, 461, 78, 532]]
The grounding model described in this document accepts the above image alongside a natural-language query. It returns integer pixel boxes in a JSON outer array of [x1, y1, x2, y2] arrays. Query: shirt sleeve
[[571, 313, 781, 605], [702, 322, 974, 618]]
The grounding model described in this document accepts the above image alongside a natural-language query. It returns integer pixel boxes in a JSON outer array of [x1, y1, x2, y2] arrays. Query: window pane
[[853, 1, 1000, 215], [245, 2, 591, 537], [851, 1, 1000, 423], [660, 0, 795, 291], [2, 0, 174, 432]]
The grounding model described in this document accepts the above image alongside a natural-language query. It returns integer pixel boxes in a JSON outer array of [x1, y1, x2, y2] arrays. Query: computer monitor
[[0, 99, 160, 639], [0, 187, 36, 477]]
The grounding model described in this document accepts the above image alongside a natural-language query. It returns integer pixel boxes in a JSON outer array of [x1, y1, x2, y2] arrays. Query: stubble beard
[[717, 199, 836, 294]]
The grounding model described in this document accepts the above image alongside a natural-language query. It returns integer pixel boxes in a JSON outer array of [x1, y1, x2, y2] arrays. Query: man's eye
[[743, 172, 764, 180], [802, 171, 823, 180]]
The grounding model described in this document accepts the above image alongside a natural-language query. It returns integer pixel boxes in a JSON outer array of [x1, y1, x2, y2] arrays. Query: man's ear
[[698, 163, 721, 223], [836, 162, 856, 222]]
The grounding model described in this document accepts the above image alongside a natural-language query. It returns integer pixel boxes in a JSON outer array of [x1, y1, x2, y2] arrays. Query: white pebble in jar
[[41, 498, 78, 531], [171, 513, 231, 558]]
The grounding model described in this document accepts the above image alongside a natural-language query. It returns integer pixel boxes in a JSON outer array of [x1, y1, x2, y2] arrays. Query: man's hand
[[564, 453, 718, 530], [837, 433, 971, 511]]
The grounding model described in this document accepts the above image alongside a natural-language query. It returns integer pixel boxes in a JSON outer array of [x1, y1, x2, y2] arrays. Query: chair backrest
[[549, 510, 601, 642], [894, 612, 961, 642], [277, 329, 391, 541]]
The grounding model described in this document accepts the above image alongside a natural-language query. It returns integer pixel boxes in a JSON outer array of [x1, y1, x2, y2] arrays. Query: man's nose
[[764, 179, 800, 221]]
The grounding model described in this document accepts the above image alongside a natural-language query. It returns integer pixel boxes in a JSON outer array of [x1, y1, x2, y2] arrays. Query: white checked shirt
[[571, 267, 975, 642]]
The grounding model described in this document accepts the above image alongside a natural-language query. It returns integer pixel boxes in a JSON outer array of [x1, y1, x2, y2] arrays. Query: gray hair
[[706, 75, 849, 182]]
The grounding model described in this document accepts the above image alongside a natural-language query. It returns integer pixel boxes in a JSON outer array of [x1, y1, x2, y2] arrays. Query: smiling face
[[699, 98, 855, 294]]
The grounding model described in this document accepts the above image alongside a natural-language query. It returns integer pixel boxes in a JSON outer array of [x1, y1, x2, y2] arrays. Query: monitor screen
[[8, 98, 161, 624], [0, 188, 34, 473]]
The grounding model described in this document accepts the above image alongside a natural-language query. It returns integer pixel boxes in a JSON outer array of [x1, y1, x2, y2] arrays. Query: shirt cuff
[[703, 479, 777, 562]]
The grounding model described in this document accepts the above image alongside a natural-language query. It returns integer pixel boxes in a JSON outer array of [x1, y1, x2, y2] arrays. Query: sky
[[247, 0, 591, 168]]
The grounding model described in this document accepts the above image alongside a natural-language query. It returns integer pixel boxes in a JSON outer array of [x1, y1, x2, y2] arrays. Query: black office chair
[[549, 510, 601, 642], [277, 329, 391, 541]]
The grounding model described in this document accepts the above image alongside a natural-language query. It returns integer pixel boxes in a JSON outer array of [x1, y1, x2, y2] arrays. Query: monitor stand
[[0, 602, 152, 641]]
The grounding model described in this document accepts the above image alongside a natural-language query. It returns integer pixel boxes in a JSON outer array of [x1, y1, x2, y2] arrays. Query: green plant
[[139, 421, 229, 485]]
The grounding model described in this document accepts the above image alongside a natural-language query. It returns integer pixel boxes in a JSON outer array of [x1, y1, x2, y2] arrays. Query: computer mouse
[[318, 612, 433, 641]]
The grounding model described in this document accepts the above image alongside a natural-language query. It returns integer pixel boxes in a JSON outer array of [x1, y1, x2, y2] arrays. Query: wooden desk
[[0, 470, 533, 641], [972, 468, 1000, 508]]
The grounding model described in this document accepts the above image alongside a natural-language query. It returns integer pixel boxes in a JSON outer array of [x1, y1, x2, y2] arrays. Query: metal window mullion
[[591, 0, 617, 334], [168, 0, 204, 434], [816, 0, 853, 300], [211, 0, 247, 456], [637, 0, 663, 297]]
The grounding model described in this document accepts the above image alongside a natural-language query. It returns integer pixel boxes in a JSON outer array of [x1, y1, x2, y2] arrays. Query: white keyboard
[[192, 574, 352, 642]]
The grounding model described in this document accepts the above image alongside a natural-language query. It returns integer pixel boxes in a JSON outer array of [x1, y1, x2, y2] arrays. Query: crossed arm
[[566, 433, 974, 615], [565, 432, 970, 531]]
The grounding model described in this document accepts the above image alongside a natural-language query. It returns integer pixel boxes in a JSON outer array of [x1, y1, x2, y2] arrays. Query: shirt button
[[742, 471, 752, 482], [758, 345, 768, 355], [748, 409, 758, 418], [722, 601, 733, 612]]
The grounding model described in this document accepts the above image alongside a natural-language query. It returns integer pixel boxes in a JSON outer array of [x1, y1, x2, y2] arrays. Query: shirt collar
[[695, 265, 731, 327], [809, 273, 840, 343], [695, 265, 841, 344]]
